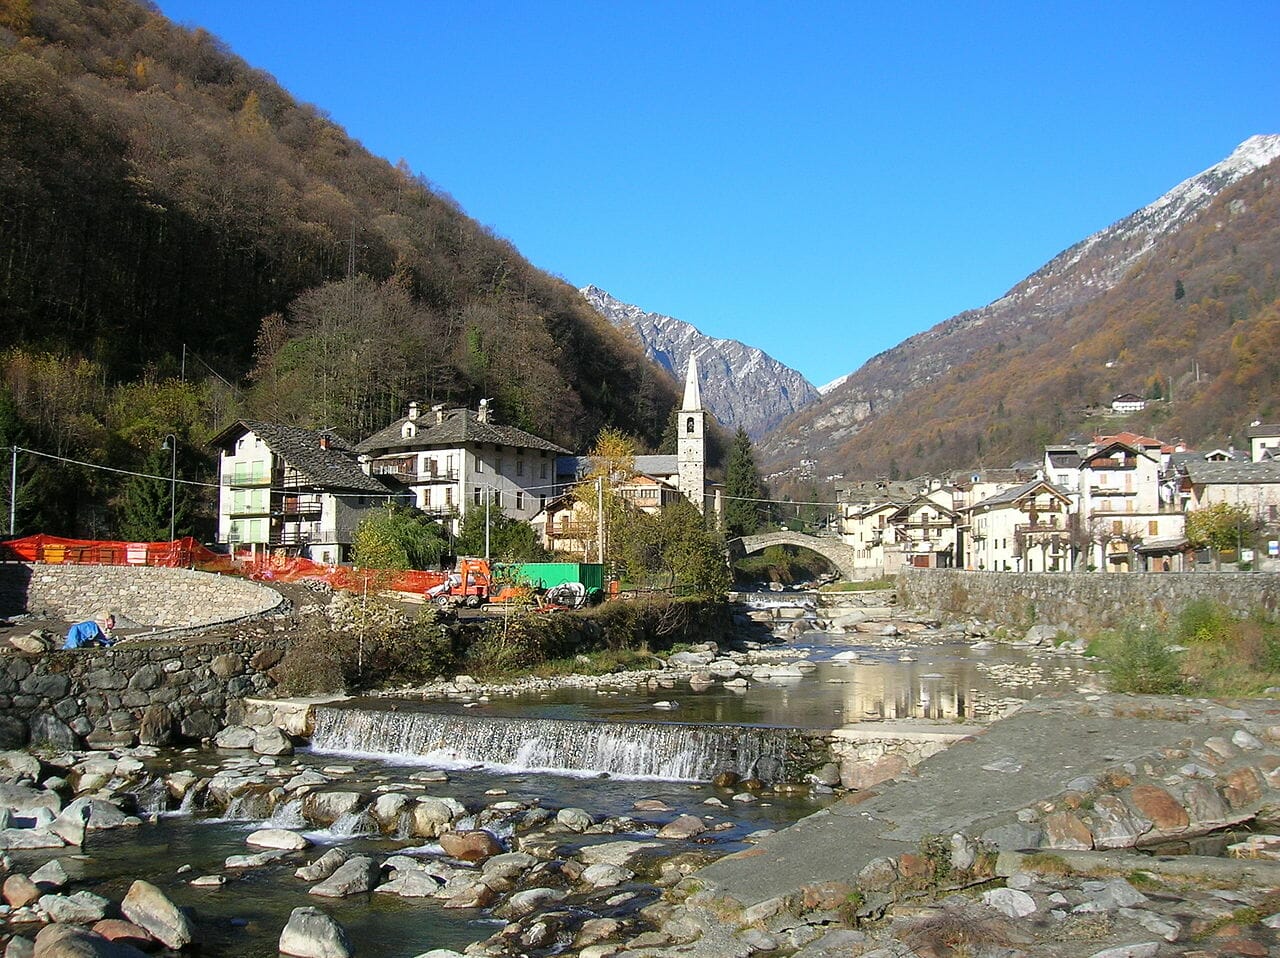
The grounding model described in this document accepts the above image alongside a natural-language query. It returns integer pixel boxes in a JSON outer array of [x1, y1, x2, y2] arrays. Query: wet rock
[[253, 727, 293, 756], [309, 856, 378, 898], [410, 798, 459, 838], [278, 905, 353, 958], [90, 919, 152, 950], [656, 815, 707, 839], [4, 874, 40, 908], [301, 791, 364, 825], [295, 848, 348, 882], [555, 807, 595, 832], [371, 792, 409, 829], [41, 890, 112, 923], [247, 828, 310, 851], [498, 886, 568, 918], [30, 860, 69, 890], [214, 726, 256, 749], [481, 852, 538, 882], [438, 829, 502, 862], [375, 872, 442, 897], [119, 880, 193, 949], [441, 878, 498, 909], [32, 924, 149, 957], [581, 863, 633, 888]]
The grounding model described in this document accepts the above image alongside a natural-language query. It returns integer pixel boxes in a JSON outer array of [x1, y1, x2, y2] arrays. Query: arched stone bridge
[[726, 531, 860, 581]]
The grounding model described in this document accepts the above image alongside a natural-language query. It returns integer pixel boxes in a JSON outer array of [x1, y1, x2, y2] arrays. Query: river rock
[[1042, 811, 1093, 850], [41, 890, 111, 924], [301, 791, 364, 825], [309, 856, 378, 898], [438, 830, 502, 862], [278, 905, 353, 958], [226, 849, 288, 869], [30, 860, 69, 891], [247, 828, 310, 851], [371, 792, 410, 828], [119, 880, 193, 949], [581, 862, 633, 888], [481, 852, 538, 882], [441, 878, 498, 909], [90, 919, 153, 949], [657, 815, 707, 839], [555, 807, 595, 832], [254, 727, 293, 756], [62, 798, 136, 832], [32, 924, 150, 957], [4, 874, 40, 908], [497, 886, 568, 918], [214, 726, 256, 749], [578, 840, 661, 866], [295, 848, 348, 882], [375, 872, 442, 897], [1088, 795, 1151, 849]]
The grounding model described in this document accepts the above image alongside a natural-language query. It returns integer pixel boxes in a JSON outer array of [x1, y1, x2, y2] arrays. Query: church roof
[[682, 355, 703, 411]]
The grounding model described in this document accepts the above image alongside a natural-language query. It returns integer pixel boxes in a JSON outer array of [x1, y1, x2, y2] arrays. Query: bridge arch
[[726, 531, 860, 581]]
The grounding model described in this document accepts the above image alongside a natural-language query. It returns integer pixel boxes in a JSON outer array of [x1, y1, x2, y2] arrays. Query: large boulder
[[308, 857, 378, 898], [119, 880, 193, 950], [438, 830, 502, 862], [278, 906, 352, 958], [33, 924, 150, 957]]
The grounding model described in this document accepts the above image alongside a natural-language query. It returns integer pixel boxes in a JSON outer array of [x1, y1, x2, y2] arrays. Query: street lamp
[[161, 434, 177, 542]]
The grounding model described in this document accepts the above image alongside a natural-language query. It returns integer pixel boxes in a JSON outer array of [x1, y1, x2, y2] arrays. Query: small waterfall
[[311, 706, 792, 782]]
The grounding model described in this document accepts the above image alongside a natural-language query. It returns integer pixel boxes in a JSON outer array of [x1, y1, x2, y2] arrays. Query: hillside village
[[838, 423, 1280, 576]]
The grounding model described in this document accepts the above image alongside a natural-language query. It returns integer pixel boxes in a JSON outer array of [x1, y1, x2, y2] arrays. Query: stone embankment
[[901, 568, 1280, 631], [0, 562, 285, 631]]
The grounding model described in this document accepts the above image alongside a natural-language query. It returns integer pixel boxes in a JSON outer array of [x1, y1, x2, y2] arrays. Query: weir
[[310, 705, 795, 782]]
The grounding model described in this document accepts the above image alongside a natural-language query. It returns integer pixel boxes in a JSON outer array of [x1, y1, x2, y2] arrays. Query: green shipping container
[[508, 562, 604, 591]]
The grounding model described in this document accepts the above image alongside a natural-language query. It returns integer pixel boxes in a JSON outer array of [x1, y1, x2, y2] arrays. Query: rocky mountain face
[[581, 286, 820, 439], [759, 135, 1280, 480]]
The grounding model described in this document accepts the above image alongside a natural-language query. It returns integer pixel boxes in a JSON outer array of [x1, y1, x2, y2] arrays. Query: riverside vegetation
[[1090, 599, 1280, 697]]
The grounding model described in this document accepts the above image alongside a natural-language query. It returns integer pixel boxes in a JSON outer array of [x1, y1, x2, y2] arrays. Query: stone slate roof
[[1246, 422, 1280, 438], [1180, 460, 1280, 485], [217, 420, 392, 494], [357, 408, 569, 456], [1045, 445, 1085, 469], [968, 477, 1072, 512], [1168, 449, 1248, 470]]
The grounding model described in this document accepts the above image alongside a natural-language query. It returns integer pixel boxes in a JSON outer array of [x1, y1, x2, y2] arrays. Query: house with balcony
[[884, 493, 958, 570], [1076, 437, 1184, 571], [212, 420, 396, 564], [964, 478, 1074, 572], [355, 401, 569, 537], [1247, 422, 1280, 462]]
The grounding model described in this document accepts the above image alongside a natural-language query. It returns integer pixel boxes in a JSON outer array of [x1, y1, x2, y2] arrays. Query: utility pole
[[9, 447, 16, 536], [162, 435, 177, 541], [596, 475, 605, 565]]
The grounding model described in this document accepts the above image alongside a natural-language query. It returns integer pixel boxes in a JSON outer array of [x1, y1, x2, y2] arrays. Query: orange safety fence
[[0, 534, 445, 597]]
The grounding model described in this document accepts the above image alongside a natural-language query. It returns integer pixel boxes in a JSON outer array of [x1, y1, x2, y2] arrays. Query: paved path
[[697, 694, 1215, 906]]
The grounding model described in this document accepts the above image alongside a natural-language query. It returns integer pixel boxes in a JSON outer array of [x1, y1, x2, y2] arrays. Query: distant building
[[1247, 422, 1280, 462], [211, 420, 395, 564], [1110, 393, 1147, 414]]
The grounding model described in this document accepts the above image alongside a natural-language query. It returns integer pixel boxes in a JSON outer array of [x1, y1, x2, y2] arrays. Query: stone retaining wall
[[0, 637, 288, 750], [899, 568, 1280, 630], [0, 563, 284, 629]]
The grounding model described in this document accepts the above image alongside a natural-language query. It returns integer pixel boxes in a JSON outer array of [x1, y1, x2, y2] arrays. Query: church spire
[[682, 353, 702, 411]]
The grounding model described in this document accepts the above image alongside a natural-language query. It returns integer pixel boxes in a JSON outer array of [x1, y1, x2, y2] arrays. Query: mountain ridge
[[759, 134, 1280, 483], [581, 285, 819, 439]]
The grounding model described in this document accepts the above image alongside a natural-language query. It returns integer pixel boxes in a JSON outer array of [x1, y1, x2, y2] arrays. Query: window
[[516, 491, 524, 510], [1112, 520, 1124, 534], [540, 462, 548, 480], [445, 487, 453, 507], [516, 459, 524, 476], [1148, 520, 1159, 535], [475, 457, 484, 473], [496, 457, 505, 475], [473, 487, 482, 506], [401, 422, 416, 439], [492, 490, 502, 509], [539, 495, 546, 511], [686, 416, 695, 433]]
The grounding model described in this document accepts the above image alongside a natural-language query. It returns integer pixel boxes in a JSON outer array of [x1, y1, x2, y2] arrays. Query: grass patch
[[1019, 852, 1073, 876], [820, 578, 896, 592]]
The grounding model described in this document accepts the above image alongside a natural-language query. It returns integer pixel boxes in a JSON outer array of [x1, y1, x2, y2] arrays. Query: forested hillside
[[0, 0, 678, 534], [760, 141, 1280, 484]]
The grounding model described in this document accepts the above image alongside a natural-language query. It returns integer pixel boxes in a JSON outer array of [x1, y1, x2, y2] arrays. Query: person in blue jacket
[[64, 614, 115, 649]]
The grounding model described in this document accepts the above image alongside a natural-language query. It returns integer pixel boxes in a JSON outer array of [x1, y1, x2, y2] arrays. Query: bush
[[1176, 599, 1233, 644], [1100, 624, 1184, 694]]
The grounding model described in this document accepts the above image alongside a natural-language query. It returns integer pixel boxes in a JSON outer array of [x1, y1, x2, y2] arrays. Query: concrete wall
[[0, 564, 284, 629], [899, 568, 1280, 630], [0, 637, 288, 749]]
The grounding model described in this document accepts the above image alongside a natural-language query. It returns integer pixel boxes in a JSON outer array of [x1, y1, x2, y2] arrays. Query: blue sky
[[155, 1, 1279, 387]]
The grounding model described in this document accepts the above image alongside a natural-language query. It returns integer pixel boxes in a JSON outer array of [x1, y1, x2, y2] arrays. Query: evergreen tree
[[723, 426, 763, 537], [116, 445, 192, 541], [455, 505, 546, 561]]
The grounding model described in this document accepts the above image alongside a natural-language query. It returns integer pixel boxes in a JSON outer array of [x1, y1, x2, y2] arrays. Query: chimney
[[319, 435, 331, 450], [432, 403, 445, 424], [478, 398, 491, 424], [407, 401, 420, 420]]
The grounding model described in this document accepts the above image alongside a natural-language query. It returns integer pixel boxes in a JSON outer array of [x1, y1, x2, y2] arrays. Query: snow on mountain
[[580, 286, 820, 439]]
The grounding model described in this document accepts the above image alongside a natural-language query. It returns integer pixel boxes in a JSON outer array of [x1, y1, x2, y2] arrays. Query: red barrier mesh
[[0, 535, 445, 596]]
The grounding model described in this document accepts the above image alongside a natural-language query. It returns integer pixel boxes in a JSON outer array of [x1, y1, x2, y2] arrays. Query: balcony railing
[[282, 497, 323, 518], [272, 528, 342, 547], [222, 473, 272, 487], [228, 505, 272, 518]]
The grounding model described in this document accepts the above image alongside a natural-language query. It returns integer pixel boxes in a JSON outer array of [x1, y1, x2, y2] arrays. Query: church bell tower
[[677, 356, 706, 512]]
